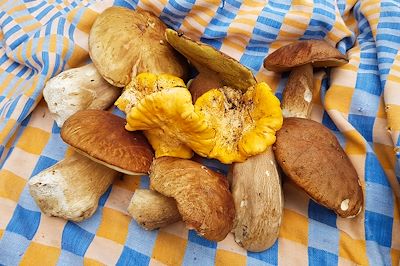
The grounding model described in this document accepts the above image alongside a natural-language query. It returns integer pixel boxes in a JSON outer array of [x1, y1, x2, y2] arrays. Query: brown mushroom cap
[[150, 157, 235, 241], [61, 110, 154, 175], [273, 117, 363, 217], [165, 29, 256, 92], [263, 40, 348, 72], [89, 7, 188, 87]]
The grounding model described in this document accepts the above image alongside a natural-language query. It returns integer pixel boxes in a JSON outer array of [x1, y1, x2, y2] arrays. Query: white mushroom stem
[[127, 189, 181, 230], [43, 63, 121, 127], [231, 147, 283, 252], [28, 152, 119, 222], [281, 64, 313, 119]]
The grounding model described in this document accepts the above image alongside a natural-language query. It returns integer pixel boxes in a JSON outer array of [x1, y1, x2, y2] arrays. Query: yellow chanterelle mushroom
[[194, 83, 282, 163], [115, 73, 195, 158], [124, 73, 282, 164]]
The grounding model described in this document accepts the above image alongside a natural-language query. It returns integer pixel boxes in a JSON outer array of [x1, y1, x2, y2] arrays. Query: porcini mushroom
[[264, 40, 364, 218], [127, 189, 181, 230], [263, 40, 348, 118], [165, 29, 285, 251], [273, 118, 363, 217], [61, 110, 154, 175], [150, 157, 235, 241], [89, 7, 188, 87], [43, 63, 120, 127], [29, 152, 119, 221]]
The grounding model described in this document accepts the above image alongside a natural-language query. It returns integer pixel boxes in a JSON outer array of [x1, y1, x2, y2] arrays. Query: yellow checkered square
[[0, 170, 26, 202], [343, 130, 366, 155], [325, 85, 354, 114], [16, 126, 50, 155], [83, 258, 104, 266], [96, 207, 130, 245], [20, 242, 61, 266], [215, 249, 246, 266], [339, 232, 368, 265], [152, 231, 187, 265], [279, 209, 309, 246]]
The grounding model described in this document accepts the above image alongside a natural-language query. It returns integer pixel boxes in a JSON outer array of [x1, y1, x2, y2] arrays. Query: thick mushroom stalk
[[281, 64, 313, 118], [29, 153, 119, 221], [127, 189, 181, 230], [231, 147, 283, 251]]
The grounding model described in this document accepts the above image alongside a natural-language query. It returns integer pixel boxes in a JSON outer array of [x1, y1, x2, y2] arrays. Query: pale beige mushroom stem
[[127, 189, 181, 230], [29, 153, 120, 222], [231, 147, 283, 252], [281, 64, 313, 119]]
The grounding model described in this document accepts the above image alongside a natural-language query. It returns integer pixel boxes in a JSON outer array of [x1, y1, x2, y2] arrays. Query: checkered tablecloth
[[0, 0, 399, 265]]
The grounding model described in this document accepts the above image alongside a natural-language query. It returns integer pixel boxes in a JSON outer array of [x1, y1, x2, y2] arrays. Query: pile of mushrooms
[[29, 6, 364, 252]]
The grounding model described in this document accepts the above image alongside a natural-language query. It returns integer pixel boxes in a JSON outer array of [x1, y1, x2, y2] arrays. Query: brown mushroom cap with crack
[[61, 110, 154, 175], [150, 157, 235, 241], [89, 7, 188, 87], [263, 40, 348, 72], [273, 117, 364, 218]]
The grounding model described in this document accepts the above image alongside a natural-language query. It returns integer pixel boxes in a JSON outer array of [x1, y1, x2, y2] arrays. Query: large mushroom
[[165, 29, 284, 251], [60, 110, 154, 175], [264, 40, 364, 218], [29, 110, 154, 221], [149, 157, 235, 241], [89, 6, 188, 87]]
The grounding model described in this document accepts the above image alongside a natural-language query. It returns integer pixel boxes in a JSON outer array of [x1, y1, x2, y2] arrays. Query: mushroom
[[29, 152, 120, 221], [166, 29, 284, 251], [273, 118, 363, 217], [115, 73, 194, 159], [89, 7, 188, 87], [264, 40, 364, 218], [61, 109, 154, 175], [43, 63, 120, 127], [263, 40, 348, 118], [150, 157, 235, 241], [165, 29, 256, 102], [127, 189, 181, 230], [29, 110, 154, 221]]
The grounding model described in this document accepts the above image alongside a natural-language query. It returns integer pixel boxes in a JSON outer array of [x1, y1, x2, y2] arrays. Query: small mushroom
[[89, 7, 188, 87], [264, 40, 364, 218], [61, 110, 154, 175], [43, 64, 120, 127], [264, 40, 348, 118], [149, 157, 235, 241], [127, 189, 181, 230], [273, 118, 363, 217], [29, 152, 119, 221]]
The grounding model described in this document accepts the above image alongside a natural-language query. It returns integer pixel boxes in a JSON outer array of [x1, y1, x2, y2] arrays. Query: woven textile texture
[[0, 0, 399, 265]]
